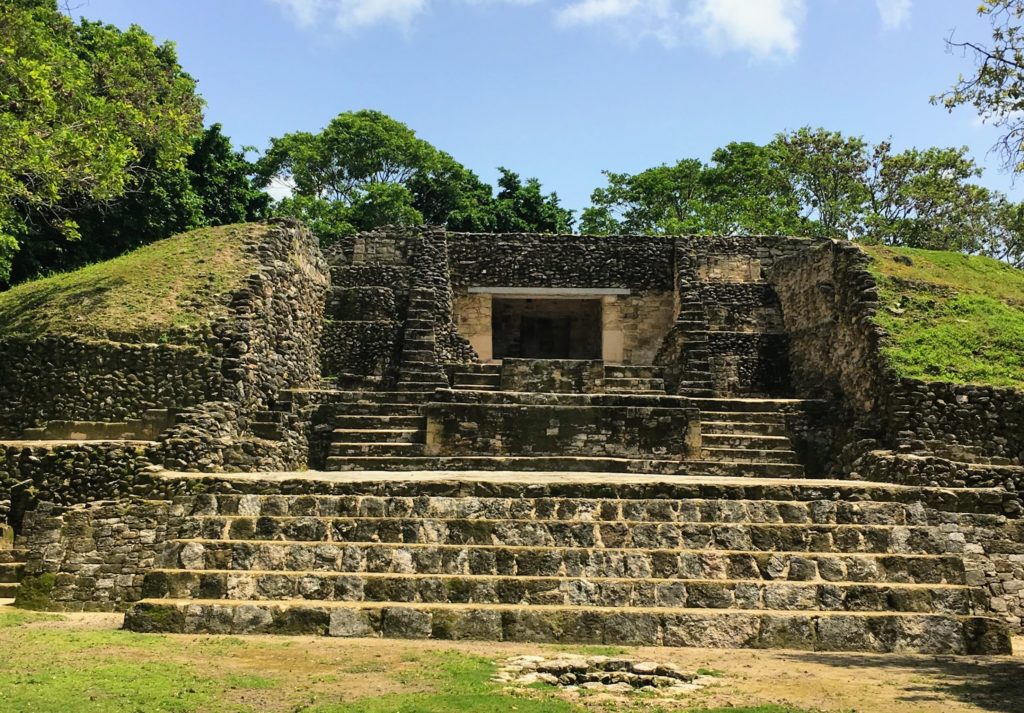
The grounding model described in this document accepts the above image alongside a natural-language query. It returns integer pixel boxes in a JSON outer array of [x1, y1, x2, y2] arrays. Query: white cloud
[[687, 0, 804, 58], [555, 0, 805, 57], [270, 0, 809, 58], [555, 1, 686, 47], [876, 0, 910, 30], [271, 0, 428, 31]]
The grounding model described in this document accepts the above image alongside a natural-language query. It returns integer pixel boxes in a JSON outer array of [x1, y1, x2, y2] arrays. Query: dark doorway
[[492, 298, 601, 359]]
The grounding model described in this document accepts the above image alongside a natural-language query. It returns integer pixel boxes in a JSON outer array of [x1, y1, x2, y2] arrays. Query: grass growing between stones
[[0, 223, 266, 345], [863, 245, 1024, 389]]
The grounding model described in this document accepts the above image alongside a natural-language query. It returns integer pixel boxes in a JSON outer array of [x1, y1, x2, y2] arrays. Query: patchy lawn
[[0, 605, 1022, 713], [0, 223, 266, 346], [863, 244, 1024, 390]]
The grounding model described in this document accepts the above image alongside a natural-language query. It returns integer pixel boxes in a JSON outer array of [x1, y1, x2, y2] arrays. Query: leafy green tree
[[258, 110, 571, 241], [0, 0, 203, 281], [187, 124, 270, 225], [771, 128, 871, 237], [4, 124, 267, 286], [701, 142, 806, 235], [580, 145, 802, 235], [935, 0, 1024, 172], [862, 144, 991, 251], [488, 168, 574, 233], [581, 160, 706, 234]]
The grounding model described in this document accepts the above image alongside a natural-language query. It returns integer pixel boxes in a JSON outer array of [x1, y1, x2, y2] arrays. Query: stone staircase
[[450, 363, 501, 391], [672, 296, 715, 398], [0, 526, 25, 599], [601, 365, 667, 395], [396, 285, 449, 393], [326, 393, 429, 466], [694, 398, 804, 475], [124, 474, 1012, 654]]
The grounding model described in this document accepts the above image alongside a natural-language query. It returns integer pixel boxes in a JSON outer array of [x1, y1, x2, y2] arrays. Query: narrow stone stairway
[[0, 527, 26, 599], [395, 286, 448, 393], [693, 398, 804, 475], [124, 475, 1012, 654], [325, 393, 429, 467]]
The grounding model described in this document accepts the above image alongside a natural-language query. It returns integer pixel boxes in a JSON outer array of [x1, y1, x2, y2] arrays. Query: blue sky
[[69, 0, 1018, 213]]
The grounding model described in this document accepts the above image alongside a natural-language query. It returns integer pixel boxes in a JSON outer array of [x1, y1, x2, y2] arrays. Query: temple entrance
[[492, 298, 602, 359]]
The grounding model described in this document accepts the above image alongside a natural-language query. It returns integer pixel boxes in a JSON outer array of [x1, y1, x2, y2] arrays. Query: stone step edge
[[186, 514, 951, 530], [123, 600, 1011, 654], [145, 472, 1014, 509], [147, 569, 974, 590], [171, 538, 965, 559]]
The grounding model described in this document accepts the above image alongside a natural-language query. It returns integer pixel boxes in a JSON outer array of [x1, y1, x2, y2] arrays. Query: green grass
[[0, 223, 267, 346], [863, 245, 1024, 389]]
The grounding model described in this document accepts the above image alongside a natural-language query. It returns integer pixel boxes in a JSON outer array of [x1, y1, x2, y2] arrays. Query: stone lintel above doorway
[[467, 287, 631, 297]]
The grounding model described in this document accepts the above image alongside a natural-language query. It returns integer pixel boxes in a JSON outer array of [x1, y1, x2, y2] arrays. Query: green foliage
[[0, 223, 262, 344], [258, 110, 573, 244], [5, 124, 268, 287], [865, 245, 1024, 389], [0, 0, 203, 281], [186, 124, 270, 226], [583, 128, 1023, 267], [13, 573, 55, 611], [934, 1, 1024, 173]]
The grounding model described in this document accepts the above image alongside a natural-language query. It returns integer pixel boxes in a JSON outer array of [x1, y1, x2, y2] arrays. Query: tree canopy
[[256, 110, 573, 246], [935, 0, 1024, 173], [580, 128, 1022, 267], [0, 0, 204, 281]]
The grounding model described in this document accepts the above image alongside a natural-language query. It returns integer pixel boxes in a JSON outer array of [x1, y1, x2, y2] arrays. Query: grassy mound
[[863, 245, 1024, 390], [0, 223, 268, 346]]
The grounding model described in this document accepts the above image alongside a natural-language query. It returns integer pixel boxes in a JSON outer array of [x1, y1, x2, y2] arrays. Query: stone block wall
[[768, 240, 1024, 471], [0, 339, 221, 437], [0, 442, 158, 529], [500, 359, 605, 393], [17, 499, 179, 612]]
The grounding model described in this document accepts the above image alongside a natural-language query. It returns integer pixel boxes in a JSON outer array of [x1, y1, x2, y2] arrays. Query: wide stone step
[[448, 363, 502, 375], [143, 571, 978, 614], [397, 369, 446, 382], [177, 517, 959, 554], [402, 349, 435, 363], [690, 398, 813, 413], [330, 428, 423, 444], [123, 600, 1011, 654], [168, 540, 968, 584], [602, 377, 666, 391], [185, 492, 950, 524], [332, 415, 424, 428], [329, 443, 427, 457], [394, 381, 446, 392], [702, 421, 787, 436], [702, 434, 794, 451], [453, 372, 501, 386], [697, 411, 786, 425], [0, 583, 18, 598], [701, 448, 800, 465], [322, 456, 806, 477]]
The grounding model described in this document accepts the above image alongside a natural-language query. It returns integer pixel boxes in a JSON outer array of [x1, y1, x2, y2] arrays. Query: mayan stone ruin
[[1, 219, 1023, 655]]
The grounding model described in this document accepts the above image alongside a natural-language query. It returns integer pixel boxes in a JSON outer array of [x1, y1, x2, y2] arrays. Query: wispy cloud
[[268, 0, 892, 59], [876, 0, 910, 30], [271, 0, 428, 31]]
